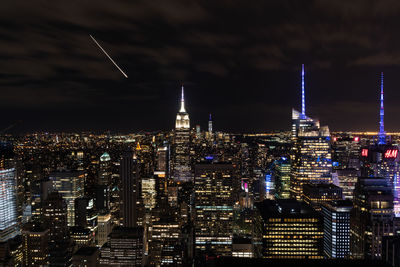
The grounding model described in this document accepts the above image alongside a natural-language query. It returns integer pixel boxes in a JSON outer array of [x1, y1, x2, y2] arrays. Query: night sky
[[1, 1, 400, 133]]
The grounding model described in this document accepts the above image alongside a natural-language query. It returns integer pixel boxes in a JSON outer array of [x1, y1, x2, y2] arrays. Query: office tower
[[72, 246, 99, 267], [359, 73, 400, 216], [331, 135, 361, 169], [172, 85, 191, 182], [96, 152, 111, 211], [141, 177, 156, 210], [22, 223, 50, 266], [0, 168, 18, 242], [351, 177, 394, 259], [290, 64, 332, 200], [322, 200, 352, 258], [232, 236, 253, 258], [49, 170, 85, 226], [30, 178, 53, 220], [70, 226, 94, 247], [303, 183, 343, 212], [120, 149, 140, 227], [194, 163, 235, 257], [99, 226, 143, 266], [42, 191, 73, 266], [0, 235, 22, 266], [208, 113, 213, 134], [149, 217, 183, 265], [256, 199, 324, 259], [331, 169, 360, 200], [74, 197, 98, 242], [274, 157, 291, 199], [97, 212, 112, 248]]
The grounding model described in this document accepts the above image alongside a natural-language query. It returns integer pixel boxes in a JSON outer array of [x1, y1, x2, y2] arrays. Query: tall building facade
[[22, 223, 49, 266], [172, 86, 191, 182], [274, 157, 291, 199], [322, 200, 352, 258], [96, 152, 112, 211], [350, 177, 395, 259], [194, 163, 235, 257], [120, 149, 140, 227], [42, 191, 73, 266], [359, 73, 400, 217], [99, 226, 143, 266], [256, 199, 324, 259], [290, 65, 332, 200], [0, 168, 18, 242], [49, 170, 85, 226]]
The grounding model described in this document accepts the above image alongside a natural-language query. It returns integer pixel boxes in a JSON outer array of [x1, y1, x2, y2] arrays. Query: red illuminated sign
[[361, 149, 368, 157], [385, 149, 398, 158]]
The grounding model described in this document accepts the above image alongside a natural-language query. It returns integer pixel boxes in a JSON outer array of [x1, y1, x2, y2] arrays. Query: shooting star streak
[[89, 34, 128, 78]]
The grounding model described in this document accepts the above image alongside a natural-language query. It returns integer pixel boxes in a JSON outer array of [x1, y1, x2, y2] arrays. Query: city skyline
[[2, 1, 400, 132]]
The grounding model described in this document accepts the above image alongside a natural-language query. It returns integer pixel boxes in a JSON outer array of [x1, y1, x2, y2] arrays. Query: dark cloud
[[0, 0, 399, 132]]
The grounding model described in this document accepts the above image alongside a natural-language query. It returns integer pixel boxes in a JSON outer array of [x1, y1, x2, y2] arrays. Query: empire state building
[[172, 85, 191, 182]]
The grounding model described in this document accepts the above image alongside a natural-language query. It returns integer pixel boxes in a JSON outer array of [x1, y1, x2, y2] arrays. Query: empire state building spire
[[179, 85, 186, 113], [175, 84, 190, 129]]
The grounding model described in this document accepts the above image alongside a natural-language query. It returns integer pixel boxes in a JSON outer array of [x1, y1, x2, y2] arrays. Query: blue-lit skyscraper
[[378, 72, 386, 145], [290, 65, 332, 200], [359, 73, 400, 216], [0, 168, 19, 242], [322, 200, 352, 258]]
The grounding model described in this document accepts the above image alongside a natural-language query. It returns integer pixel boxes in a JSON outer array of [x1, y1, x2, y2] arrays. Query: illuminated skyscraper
[[194, 163, 235, 257], [350, 177, 394, 259], [256, 199, 324, 259], [99, 226, 143, 266], [22, 223, 49, 266], [274, 157, 291, 199], [208, 113, 213, 134], [359, 73, 400, 216], [322, 200, 352, 258], [42, 191, 73, 266], [172, 85, 191, 182], [0, 168, 18, 242], [49, 170, 85, 226], [120, 149, 140, 227], [96, 152, 111, 211], [303, 183, 343, 212], [290, 64, 332, 200]]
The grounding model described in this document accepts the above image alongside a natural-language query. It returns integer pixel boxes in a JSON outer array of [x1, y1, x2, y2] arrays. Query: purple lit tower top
[[378, 72, 386, 145]]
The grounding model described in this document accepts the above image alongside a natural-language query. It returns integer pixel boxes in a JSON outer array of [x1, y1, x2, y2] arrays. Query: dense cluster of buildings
[[0, 66, 400, 266]]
